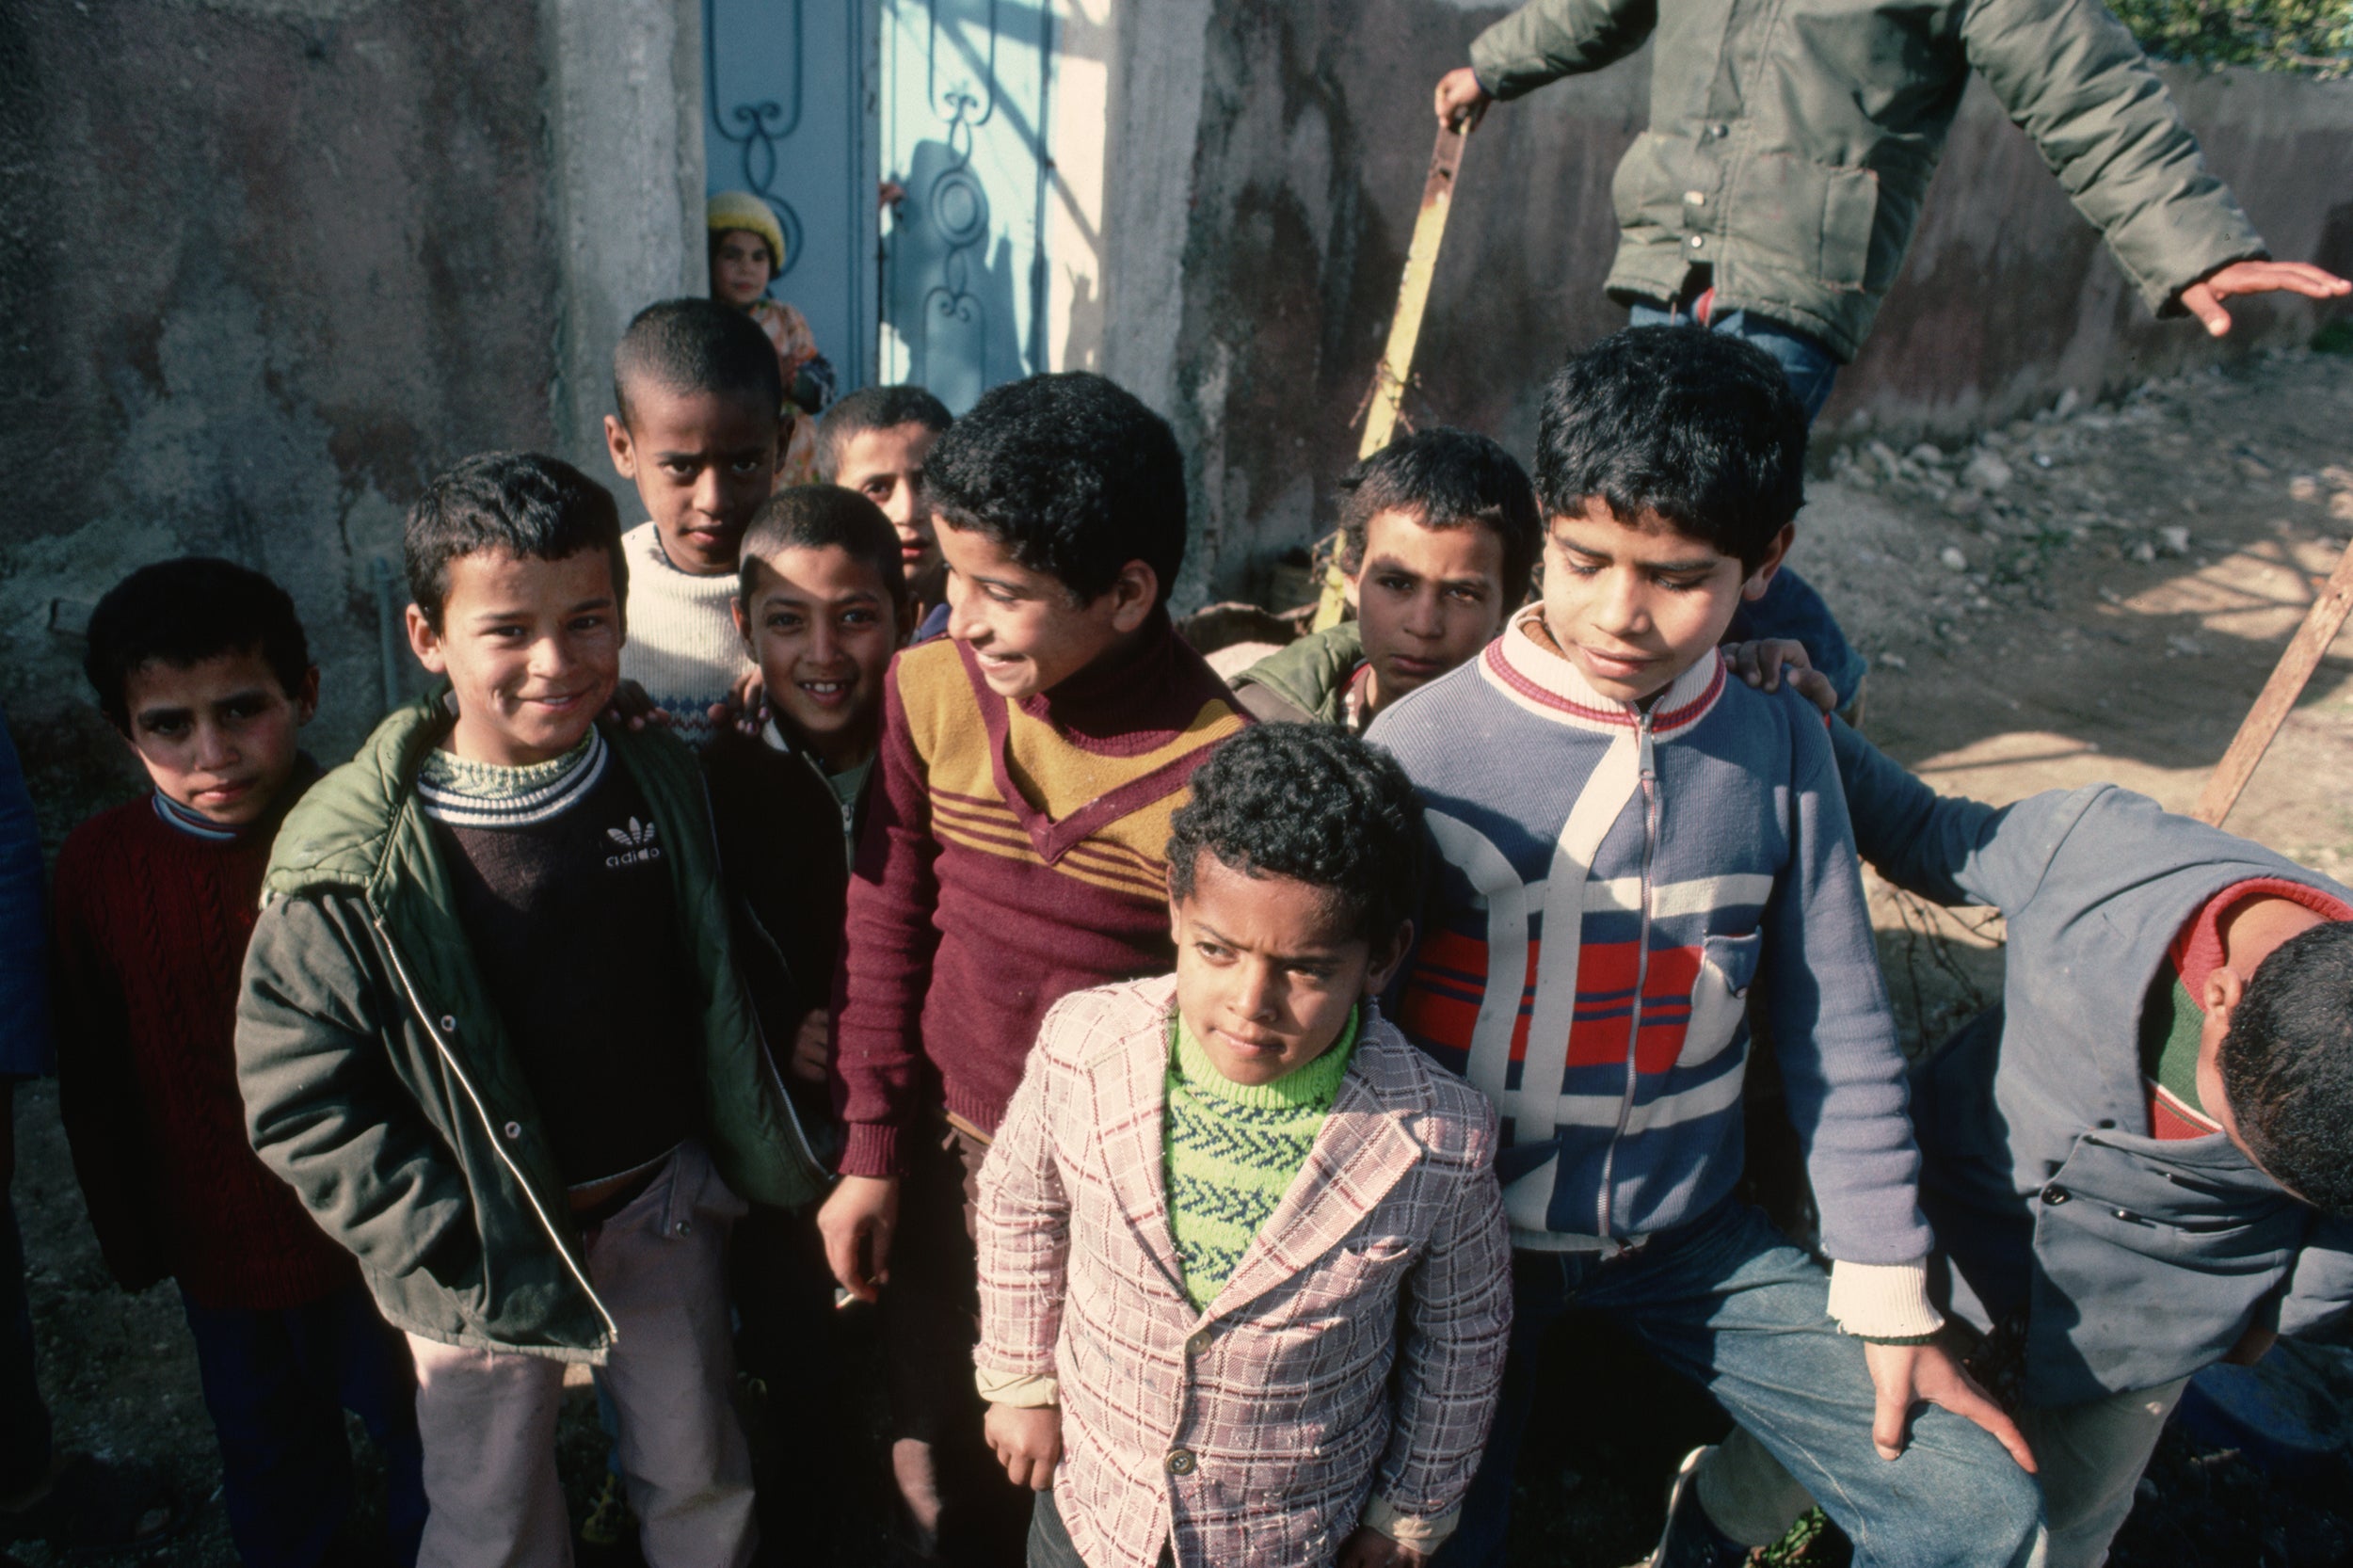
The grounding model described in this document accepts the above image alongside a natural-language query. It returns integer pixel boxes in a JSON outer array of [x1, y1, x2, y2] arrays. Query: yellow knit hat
[[707, 190, 787, 275]]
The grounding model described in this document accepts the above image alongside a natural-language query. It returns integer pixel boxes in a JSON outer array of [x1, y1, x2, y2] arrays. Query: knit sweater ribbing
[[617, 520, 750, 750]]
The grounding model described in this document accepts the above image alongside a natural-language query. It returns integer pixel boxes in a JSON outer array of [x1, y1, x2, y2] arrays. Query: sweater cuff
[[1827, 1258, 1944, 1341], [1360, 1497, 1460, 1551], [975, 1368, 1059, 1408], [837, 1121, 906, 1178]]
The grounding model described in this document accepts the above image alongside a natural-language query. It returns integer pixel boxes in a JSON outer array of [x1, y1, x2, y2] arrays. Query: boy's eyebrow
[[1557, 537, 1721, 573], [132, 702, 195, 728], [1188, 914, 1351, 967]]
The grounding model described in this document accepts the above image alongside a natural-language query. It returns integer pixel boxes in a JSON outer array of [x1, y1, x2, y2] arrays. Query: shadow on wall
[[885, 138, 1032, 414]]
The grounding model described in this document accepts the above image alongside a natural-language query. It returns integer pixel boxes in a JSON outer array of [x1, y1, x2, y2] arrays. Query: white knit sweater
[[617, 520, 749, 750]]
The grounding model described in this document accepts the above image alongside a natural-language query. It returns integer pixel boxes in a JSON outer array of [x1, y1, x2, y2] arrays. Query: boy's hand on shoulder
[[1723, 639, 1837, 716], [984, 1401, 1062, 1491], [1338, 1527, 1429, 1568], [789, 1010, 830, 1084], [604, 679, 671, 732], [726, 667, 767, 737], [818, 1173, 899, 1303], [1863, 1340, 2037, 1474]]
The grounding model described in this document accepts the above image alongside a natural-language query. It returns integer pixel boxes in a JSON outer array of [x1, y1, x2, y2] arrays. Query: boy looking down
[[236, 452, 824, 1568], [817, 384, 953, 628], [1233, 427, 1539, 731], [818, 373, 1250, 1559], [976, 724, 1510, 1568], [1366, 327, 2040, 1568]]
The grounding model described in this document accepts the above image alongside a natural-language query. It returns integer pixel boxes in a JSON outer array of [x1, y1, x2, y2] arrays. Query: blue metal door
[[877, 0, 1053, 412], [705, 0, 880, 392]]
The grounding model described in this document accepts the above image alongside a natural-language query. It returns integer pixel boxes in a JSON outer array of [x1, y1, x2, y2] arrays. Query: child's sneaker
[[1642, 1446, 1753, 1568]]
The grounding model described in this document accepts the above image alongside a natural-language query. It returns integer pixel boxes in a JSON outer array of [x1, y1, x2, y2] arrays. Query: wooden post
[[2194, 538, 2353, 826]]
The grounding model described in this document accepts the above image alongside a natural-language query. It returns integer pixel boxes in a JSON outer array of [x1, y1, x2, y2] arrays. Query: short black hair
[[738, 485, 908, 611], [84, 559, 312, 735], [405, 452, 628, 632], [1166, 725, 1425, 944], [612, 297, 785, 428], [1535, 326, 1807, 569], [816, 384, 953, 482], [1338, 427, 1542, 600], [925, 373, 1186, 608], [2220, 920, 2353, 1216]]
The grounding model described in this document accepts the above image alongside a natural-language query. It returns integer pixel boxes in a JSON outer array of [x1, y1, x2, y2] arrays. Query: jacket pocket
[[1732, 152, 1879, 291], [1680, 931, 1763, 1070]]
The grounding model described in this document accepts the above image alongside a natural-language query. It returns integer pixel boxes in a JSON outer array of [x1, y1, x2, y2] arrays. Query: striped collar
[[152, 790, 241, 842], [417, 728, 609, 828], [1478, 606, 1725, 736]]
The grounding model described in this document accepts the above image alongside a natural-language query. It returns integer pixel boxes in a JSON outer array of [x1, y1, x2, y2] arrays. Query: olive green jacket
[[1229, 622, 1366, 728], [1470, 0, 2267, 360], [234, 696, 825, 1362]]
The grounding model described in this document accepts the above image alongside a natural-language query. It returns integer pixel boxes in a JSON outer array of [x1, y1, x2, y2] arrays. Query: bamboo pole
[[2194, 537, 2353, 826]]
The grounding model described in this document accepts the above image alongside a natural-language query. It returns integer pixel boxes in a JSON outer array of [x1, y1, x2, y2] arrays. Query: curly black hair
[[1337, 427, 1542, 602], [2220, 920, 2353, 1216], [84, 558, 312, 736], [1535, 326, 1807, 570], [1166, 725, 1425, 942], [405, 452, 627, 632], [923, 373, 1186, 608]]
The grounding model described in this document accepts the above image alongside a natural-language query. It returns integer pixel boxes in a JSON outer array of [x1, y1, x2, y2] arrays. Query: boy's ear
[[292, 665, 321, 726], [603, 414, 637, 479], [1741, 523, 1797, 601], [403, 603, 450, 675], [2203, 965, 2248, 1025], [730, 595, 752, 644], [1108, 560, 1159, 633], [1365, 920, 1415, 998]]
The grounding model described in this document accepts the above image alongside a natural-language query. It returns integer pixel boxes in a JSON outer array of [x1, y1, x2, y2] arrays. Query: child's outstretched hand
[[984, 1402, 1062, 1491], [1723, 639, 1838, 716], [1338, 1527, 1430, 1568], [1863, 1340, 2037, 1474]]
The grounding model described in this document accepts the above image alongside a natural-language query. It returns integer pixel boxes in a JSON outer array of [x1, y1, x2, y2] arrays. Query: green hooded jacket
[[1469, 0, 2266, 361], [1229, 622, 1367, 728], [234, 695, 825, 1363]]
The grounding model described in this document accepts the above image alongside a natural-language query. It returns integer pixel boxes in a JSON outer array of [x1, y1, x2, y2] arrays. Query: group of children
[[14, 286, 2353, 1568]]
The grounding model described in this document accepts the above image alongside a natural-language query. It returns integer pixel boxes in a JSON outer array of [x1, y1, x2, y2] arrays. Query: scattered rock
[[1879, 652, 1908, 671], [2166, 634, 2204, 658], [1962, 450, 2015, 492], [1939, 546, 1968, 571], [1945, 490, 1983, 517], [2332, 492, 2353, 525], [2129, 540, 2157, 563], [2157, 526, 2192, 557], [1909, 442, 1946, 466], [2291, 475, 2323, 501], [2054, 387, 2082, 419]]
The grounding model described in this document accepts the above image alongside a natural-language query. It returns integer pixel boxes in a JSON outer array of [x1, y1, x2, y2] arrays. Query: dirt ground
[[7, 346, 2353, 1567]]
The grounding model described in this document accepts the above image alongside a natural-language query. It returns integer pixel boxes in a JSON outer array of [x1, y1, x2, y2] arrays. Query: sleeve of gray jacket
[[236, 892, 472, 1278], [1961, 0, 2265, 315], [1467, 0, 1659, 100], [2277, 1218, 2353, 1346], [1830, 717, 2088, 914]]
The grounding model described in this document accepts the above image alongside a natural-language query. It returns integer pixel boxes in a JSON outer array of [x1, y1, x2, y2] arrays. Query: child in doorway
[[235, 453, 826, 1568], [1231, 427, 1539, 731], [1365, 327, 2041, 1568], [54, 558, 426, 1568], [709, 189, 833, 486], [603, 296, 785, 747], [817, 384, 954, 632], [976, 722, 1512, 1568], [817, 373, 1252, 1561]]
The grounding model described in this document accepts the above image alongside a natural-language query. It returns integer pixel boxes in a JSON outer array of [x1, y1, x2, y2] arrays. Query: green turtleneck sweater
[[1163, 1008, 1359, 1308]]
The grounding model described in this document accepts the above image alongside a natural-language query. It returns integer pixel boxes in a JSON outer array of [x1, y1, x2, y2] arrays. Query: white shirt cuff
[[975, 1367, 1060, 1407], [1827, 1258, 1944, 1340], [1360, 1496, 1461, 1550]]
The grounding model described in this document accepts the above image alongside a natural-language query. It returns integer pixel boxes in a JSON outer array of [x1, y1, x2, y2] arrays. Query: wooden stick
[[1312, 120, 1473, 631], [2194, 537, 2353, 826]]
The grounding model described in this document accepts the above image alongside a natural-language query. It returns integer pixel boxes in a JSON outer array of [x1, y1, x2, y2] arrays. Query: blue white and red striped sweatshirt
[[1367, 610, 1938, 1336]]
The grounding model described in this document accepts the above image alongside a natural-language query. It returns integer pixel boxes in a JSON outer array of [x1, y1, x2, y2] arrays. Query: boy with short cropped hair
[[53, 559, 426, 1568], [817, 384, 953, 626], [976, 724, 1511, 1568], [817, 372, 1251, 1560], [1366, 328, 2041, 1568], [1233, 428, 1539, 730], [235, 453, 825, 1568], [602, 296, 786, 747]]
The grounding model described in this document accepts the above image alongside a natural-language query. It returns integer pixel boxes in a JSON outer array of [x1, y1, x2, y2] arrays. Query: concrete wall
[[1152, 0, 2353, 602], [0, 0, 699, 816]]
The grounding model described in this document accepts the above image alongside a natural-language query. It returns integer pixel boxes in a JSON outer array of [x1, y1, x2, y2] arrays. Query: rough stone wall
[[1165, 0, 2353, 602]]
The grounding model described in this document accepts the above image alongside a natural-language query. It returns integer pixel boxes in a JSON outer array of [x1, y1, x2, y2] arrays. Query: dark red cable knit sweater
[[53, 778, 355, 1312]]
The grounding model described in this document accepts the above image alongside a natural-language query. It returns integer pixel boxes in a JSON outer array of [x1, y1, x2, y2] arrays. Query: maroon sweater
[[54, 783, 354, 1311], [832, 618, 1250, 1176]]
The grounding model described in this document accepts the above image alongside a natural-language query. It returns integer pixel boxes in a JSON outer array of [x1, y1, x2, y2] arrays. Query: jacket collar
[[1479, 606, 1725, 737]]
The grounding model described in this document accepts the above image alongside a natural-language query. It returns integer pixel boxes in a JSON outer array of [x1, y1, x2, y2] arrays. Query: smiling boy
[[817, 384, 953, 625], [236, 453, 824, 1568], [1366, 328, 2041, 1568], [1233, 428, 1539, 730], [816, 373, 1250, 1560], [976, 724, 1509, 1568]]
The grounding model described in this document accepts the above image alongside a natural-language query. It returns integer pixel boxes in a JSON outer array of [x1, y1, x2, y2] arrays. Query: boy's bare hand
[[1864, 1340, 2037, 1474], [1338, 1527, 1430, 1568], [789, 1011, 830, 1084], [1723, 639, 1838, 714], [2179, 260, 2349, 339], [1433, 67, 1491, 131], [984, 1402, 1063, 1491], [728, 667, 767, 737], [819, 1174, 900, 1302], [604, 679, 671, 731]]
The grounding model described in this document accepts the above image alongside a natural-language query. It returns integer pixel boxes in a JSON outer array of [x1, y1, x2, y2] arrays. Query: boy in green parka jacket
[[235, 452, 824, 1568]]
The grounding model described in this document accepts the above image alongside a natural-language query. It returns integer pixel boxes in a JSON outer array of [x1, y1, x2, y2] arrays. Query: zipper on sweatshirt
[[1594, 713, 1661, 1240], [373, 916, 621, 1349]]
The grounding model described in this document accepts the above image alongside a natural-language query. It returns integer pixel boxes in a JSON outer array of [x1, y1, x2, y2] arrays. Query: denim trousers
[[1433, 1199, 2041, 1568], [1626, 301, 1868, 711], [180, 1279, 428, 1568]]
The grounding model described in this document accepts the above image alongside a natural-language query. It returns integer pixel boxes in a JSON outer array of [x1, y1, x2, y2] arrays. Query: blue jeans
[[1626, 302, 1867, 710], [180, 1281, 428, 1568], [1434, 1200, 2041, 1568]]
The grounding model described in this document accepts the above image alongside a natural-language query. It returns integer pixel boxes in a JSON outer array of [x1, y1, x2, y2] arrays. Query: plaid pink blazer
[[975, 974, 1512, 1568]]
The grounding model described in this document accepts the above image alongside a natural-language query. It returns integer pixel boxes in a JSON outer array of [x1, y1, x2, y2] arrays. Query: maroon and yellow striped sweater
[[832, 618, 1249, 1176]]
